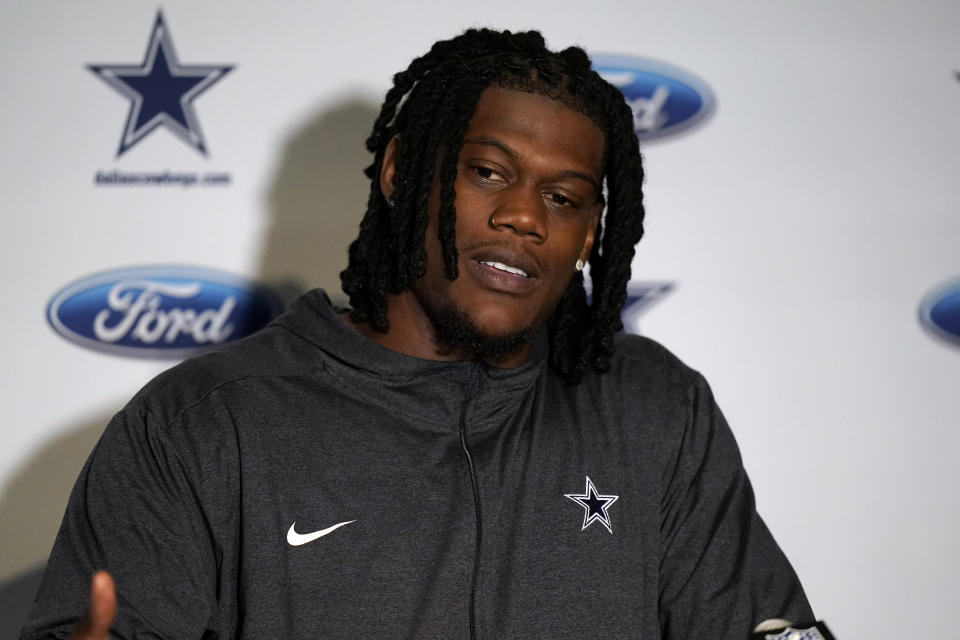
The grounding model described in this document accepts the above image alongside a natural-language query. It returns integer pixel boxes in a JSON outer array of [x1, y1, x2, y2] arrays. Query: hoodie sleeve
[[657, 373, 813, 639], [20, 402, 231, 640]]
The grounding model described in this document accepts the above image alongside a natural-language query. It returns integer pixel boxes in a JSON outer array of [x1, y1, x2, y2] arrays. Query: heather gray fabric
[[22, 290, 811, 639]]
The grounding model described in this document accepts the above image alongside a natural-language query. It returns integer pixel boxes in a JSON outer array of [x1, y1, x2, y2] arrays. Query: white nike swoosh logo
[[287, 520, 355, 546]]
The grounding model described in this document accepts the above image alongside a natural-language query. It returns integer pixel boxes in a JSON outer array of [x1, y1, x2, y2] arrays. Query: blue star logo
[[87, 10, 233, 157], [565, 476, 619, 534]]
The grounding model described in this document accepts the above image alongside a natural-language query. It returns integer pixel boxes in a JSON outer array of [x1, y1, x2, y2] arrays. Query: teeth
[[481, 261, 528, 277]]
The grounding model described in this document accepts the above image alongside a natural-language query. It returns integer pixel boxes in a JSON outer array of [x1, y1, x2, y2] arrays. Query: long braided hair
[[340, 28, 646, 383]]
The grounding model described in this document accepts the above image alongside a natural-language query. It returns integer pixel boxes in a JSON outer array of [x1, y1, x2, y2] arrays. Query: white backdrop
[[2, 1, 958, 637]]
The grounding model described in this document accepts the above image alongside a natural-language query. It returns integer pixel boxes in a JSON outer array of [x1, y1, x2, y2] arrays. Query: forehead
[[462, 87, 606, 177]]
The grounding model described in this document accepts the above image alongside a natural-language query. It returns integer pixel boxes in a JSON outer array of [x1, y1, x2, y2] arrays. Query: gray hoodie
[[23, 289, 811, 639]]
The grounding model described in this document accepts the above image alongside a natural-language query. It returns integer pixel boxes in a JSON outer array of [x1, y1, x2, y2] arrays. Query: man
[[23, 29, 811, 639]]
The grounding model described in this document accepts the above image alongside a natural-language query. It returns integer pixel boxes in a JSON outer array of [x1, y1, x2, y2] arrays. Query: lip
[[466, 247, 541, 294]]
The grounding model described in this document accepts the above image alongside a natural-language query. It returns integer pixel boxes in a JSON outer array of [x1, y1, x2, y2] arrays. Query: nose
[[488, 184, 547, 242]]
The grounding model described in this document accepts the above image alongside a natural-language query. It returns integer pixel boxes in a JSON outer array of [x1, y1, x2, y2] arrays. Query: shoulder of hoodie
[[122, 320, 320, 429], [602, 332, 705, 392]]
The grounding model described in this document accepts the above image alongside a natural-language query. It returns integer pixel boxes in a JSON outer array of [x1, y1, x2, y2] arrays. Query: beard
[[421, 295, 539, 365]]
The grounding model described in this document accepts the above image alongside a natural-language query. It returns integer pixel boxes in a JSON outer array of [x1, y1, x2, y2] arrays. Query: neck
[[342, 292, 533, 368]]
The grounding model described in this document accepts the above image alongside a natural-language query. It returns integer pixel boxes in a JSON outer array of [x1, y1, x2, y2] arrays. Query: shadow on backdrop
[[0, 413, 114, 637], [258, 97, 380, 306]]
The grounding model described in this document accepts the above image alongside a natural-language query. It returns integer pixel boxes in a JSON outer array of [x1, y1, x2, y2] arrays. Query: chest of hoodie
[[219, 360, 659, 637]]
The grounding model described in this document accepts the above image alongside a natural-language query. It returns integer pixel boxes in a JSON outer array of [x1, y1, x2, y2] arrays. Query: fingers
[[754, 619, 793, 632], [72, 570, 116, 640], [90, 571, 117, 635]]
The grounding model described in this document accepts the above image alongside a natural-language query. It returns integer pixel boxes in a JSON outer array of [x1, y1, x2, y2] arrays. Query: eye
[[546, 191, 586, 210], [472, 166, 504, 183]]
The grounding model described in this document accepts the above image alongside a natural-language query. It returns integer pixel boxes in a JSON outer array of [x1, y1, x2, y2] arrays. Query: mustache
[[458, 238, 510, 252]]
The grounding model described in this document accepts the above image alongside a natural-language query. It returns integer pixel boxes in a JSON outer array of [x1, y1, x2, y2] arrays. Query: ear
[[579, 202, 603, 264], [379, 135, 401, 204]]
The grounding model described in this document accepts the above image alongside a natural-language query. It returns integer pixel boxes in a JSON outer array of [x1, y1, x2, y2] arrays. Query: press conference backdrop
[[2, 1, 958, 637]]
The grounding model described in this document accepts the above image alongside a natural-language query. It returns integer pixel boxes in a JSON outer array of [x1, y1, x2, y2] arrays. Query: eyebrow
[[462, 135, 602, 194]]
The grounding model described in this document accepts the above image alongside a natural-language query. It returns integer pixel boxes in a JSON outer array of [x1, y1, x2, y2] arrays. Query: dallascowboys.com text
[[94, 170, 231, 188]]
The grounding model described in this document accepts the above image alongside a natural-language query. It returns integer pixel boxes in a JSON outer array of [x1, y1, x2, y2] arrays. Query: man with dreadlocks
[[24, 29, 811, 640]]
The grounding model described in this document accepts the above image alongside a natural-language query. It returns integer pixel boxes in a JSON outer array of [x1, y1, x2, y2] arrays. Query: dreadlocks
[[340, 28, 646, 383]]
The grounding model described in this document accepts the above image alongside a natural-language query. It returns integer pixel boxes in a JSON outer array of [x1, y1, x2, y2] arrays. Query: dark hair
[[340, 28, 645, 383]]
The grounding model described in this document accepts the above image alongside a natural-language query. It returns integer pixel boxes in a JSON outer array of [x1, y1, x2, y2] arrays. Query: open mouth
[[479, 260, 529, 278]]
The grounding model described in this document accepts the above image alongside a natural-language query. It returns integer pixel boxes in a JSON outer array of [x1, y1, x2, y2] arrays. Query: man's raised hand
[[70, 571, 116, 640]]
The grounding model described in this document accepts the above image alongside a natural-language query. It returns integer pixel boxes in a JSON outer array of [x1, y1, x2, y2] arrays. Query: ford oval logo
[[47, 266, 284, 358], [919, 277, 960, 347], [591, 54, 716, 142]]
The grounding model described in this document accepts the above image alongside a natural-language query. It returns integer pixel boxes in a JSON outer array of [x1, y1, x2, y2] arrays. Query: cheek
[[556, 224, 592, 265], [544, 257, 579, 305]]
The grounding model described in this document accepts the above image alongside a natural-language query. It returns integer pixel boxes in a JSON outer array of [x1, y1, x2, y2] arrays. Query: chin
[[429, 298, 539, 363], [471, 311, 531, 336]]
